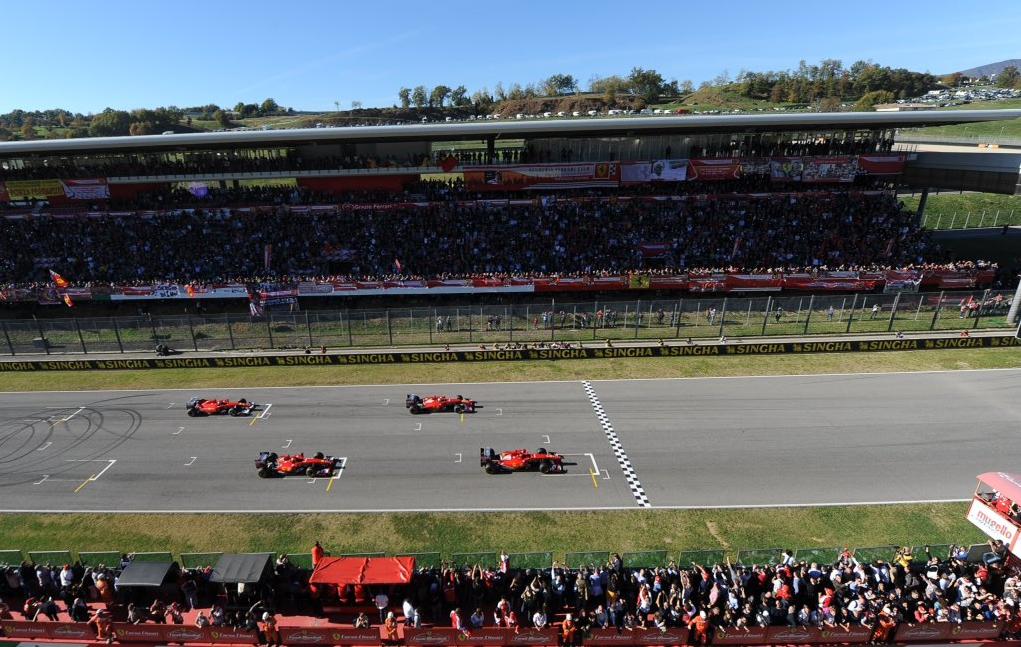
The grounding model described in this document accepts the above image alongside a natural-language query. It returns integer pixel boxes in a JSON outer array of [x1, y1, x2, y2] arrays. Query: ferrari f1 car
[[406, 393, 480, 415], [186, 397, 257, 417], [255, 451, 344, 478], [480, 447, 565, 474]]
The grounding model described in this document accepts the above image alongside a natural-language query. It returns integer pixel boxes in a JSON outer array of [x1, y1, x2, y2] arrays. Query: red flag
[[440, 155, 459, 173], [62, 293, 74, 308], [394, 259, 403, 273], [49, 269, 70, 289], [186, 284, 197, 298]]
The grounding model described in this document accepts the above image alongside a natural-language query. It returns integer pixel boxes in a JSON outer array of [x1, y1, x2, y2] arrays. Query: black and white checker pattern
[[582, 381, 651, 508]]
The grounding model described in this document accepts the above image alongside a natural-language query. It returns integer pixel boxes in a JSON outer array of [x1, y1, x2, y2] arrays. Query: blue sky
[[3, 0, 1019, 113]]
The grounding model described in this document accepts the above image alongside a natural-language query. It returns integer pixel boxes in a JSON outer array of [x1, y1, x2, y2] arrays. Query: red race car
[[186, 397, 257, 417], [406, 393, 480, 415], [480, 447, 565, 474], [255, 451, 343, 478]]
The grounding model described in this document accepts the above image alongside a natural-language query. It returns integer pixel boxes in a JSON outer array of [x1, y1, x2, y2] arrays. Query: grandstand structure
[[0, 110, 1019, 306]]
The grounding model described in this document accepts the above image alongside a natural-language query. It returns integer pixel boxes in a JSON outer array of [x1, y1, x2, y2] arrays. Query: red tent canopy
[[978, 472, 1021, 503], [309, 556, 416, 586]]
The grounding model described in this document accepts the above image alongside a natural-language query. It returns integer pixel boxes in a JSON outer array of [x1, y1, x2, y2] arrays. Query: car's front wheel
[[539, 461, 552, 474]]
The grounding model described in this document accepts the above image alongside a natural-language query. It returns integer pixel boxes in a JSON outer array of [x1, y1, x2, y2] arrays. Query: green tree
[[20, 122, 35, 139], [818, 96, 842, 112], [398, 87, 411, 109], [627, 67, 665, 102], [941, 72, 964, 88], [996, 66, 1020, 88], [430, 85, 452, 107], [853, 90, 896, 111], [260, 98, 280, 115], [412, 86, 428, 108], [213, 110, 232, 128], [471, 88, 495, 113], [89, 108, 132, 136], [0, 126, 12, 141], [450, 85, 470, 107], [542, 74, 577, 96]]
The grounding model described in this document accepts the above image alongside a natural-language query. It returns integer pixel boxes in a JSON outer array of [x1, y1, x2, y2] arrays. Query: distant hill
[[954, 59, 1021, 78]]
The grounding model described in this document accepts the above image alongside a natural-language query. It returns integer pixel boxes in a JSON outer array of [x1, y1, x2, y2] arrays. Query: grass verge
[[900, 192, 1021, 229], [3, 346, 1021, 392], [0, 505, 982, 563]]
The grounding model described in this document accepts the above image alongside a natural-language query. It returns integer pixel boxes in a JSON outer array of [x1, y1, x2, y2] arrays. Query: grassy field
[[899, 192, 1021, 229], [0, 504, 983, 566], [900, 97, 1021, 139]]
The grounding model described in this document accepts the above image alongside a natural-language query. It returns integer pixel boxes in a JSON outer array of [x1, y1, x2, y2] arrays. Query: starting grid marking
[[582, 381, 650, 508]]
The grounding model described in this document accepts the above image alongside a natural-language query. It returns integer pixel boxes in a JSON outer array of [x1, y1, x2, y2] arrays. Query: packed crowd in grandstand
[[1, 542, 1017, 642], [0, 192, 952, 288]]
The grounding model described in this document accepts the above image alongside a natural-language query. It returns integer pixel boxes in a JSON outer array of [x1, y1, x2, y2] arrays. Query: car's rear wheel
[[454, 404, 465, 414], [539, 461, 552, 474], [306, 466, 318, 477], [484, 463, 499, 474], [187, 408, 199, 417], [258, 467, 273, 478], [409, 405, 422, 415]]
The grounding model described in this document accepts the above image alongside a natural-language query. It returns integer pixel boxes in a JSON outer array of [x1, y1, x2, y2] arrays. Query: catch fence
[[1, 289, 1013, 356]]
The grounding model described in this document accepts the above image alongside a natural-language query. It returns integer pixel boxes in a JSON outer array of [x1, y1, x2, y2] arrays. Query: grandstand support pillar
[[1, 321, 14, 355], [886, 293, 901, 332], [1008, 279, 1021, 325], [386, 309, 393, 346], [346, 309, 353, 347], [913, 188, 930, 227], [803, 296, 814, 335], [306, 310, 313, 347], [845, 294, 858, 334], [73, 317, 87, 354], [486, 136, 496, 164], [266, 316, 274, 349], [226, 317, 236, 350], [33, 316, 49, 355], [719, 298, 728, 337], [761, 296, 772, 336], [187, 315, 198, 352], [930, 291, 945, 330], [112, 317, 124, 353]]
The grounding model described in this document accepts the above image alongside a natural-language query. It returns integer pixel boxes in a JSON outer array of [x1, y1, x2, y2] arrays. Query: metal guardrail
[[896, 133, 1021, 147]]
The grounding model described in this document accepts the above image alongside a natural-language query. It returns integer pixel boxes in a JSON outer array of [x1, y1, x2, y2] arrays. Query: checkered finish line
[[581, 381, 651, 508]]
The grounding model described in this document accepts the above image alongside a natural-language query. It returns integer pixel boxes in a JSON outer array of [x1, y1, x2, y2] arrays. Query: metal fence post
[[719, 297, 728, 337], [930, 291, 945, 330], [949, 213, 956, 229], [226, 316, 236, 350], [845, 294, 858, 333], [74, 317, 87, 354], [386, 309, 393, 346], [266, 316, 274, 349], [803, 295, 814, 335], [149, 315, 158, 348], [886, 293, 901, 332], [675, 299, 683, 338], [1, 321, 14, 355], [550, 298, 556, 341], [761, 296, 772, 336], [112, 317, 124, 353], [346, 309, 353, 347], [507, 306, 512, 343], [935, 214, 942, 229], [187, 314, 198, 352], [974, 290, 989, 329], [33, 316, 49, 355], [964, 213, 971, 229], [634, 299, 641, 339], [305, 310, 313, 347], [593, 301, 600, 340], [429, 308, 435, 345]]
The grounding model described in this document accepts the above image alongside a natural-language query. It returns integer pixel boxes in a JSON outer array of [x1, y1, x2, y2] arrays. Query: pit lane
[[1, 369, 1020, 512]]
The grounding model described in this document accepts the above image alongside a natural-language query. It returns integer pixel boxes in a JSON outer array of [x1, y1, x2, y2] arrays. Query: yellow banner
[[4, 179, 64, 198]]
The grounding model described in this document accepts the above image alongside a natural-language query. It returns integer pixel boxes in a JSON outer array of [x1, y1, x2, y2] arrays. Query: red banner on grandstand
[[1, 620, 92, 640], [689, 159, 741, 181], [725, 274, 783, 292], [405, 627, 506, 646], [640, 242, 672, 258], [801, 156, 857, 183], [688, 275, 727, 292], [280, 626, 381, 644], [586, 628, 688, 645], [858, 154, 907, 175], [895, 620, 1002, 642], [62, 178, 110, 199], [770, 157, 803, 182], [712, 626, 769, 644], [464, 163, 620, 191], [505, 628, 560, 645]]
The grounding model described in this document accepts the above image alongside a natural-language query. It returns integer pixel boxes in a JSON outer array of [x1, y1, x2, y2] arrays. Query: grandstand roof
[[2, 110, 1019, 156]]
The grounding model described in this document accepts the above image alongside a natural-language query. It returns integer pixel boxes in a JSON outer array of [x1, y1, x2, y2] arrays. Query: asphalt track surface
[[1, 369, 1020, 512]]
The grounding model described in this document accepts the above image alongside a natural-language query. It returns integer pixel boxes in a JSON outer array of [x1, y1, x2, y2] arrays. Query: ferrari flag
[[49, 269, 70, 289], [62, 293, 75, 308]]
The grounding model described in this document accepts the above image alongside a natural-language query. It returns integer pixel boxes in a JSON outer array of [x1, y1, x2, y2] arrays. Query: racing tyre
[[484, 463, 499, 475], [454, 404, 465, 414], [409, 405, 422, 415], [187, 408, 199, 417], [306, 466, 319, 477], [258, 467, 273, 478], [539, 461, 552, 474], [229, 407, 241, 416]]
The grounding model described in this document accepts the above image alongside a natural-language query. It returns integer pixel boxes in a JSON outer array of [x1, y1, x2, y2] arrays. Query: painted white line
[[65, 459, 117, 483], [455, 453, 462, 463], [167, 403, 175, 409], [602, 469, 611, 480], [414, 422, 422, 431], [184, 457, 197, 467], [496, 408, 503, 416], [0, 498, 975, 514], [3, 365, 1018, 395], [172, 426, 184, 436], [542, 435, 551, 445], [282, 439, 293, 449], [33, 475, 49, 485], [64, 407, 85, 421], [36, 441, 52, 451], [256, 403, 273, 419], [383, 398, 390, 406]]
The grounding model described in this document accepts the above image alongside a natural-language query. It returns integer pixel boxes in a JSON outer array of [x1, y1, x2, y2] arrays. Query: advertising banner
[[770, 158, 803, 182], [650, 159, 689, 181], [724, 274, 783, 292], [895, 620, 1002, 642], [639, 242, 673, 258], [801, 156, 858, 183], [62, 178, 111, 199], [688, 159, 741, 181], [712, 626, 769, 645], [858, 154, 907, 175], [621, 161, 653, 184], [464, 163, 620, 191], [279, 626, 381, 645], [967, 499, 1019, 551], [404, 627, 506, 646], [504, 628, 559, 645]]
